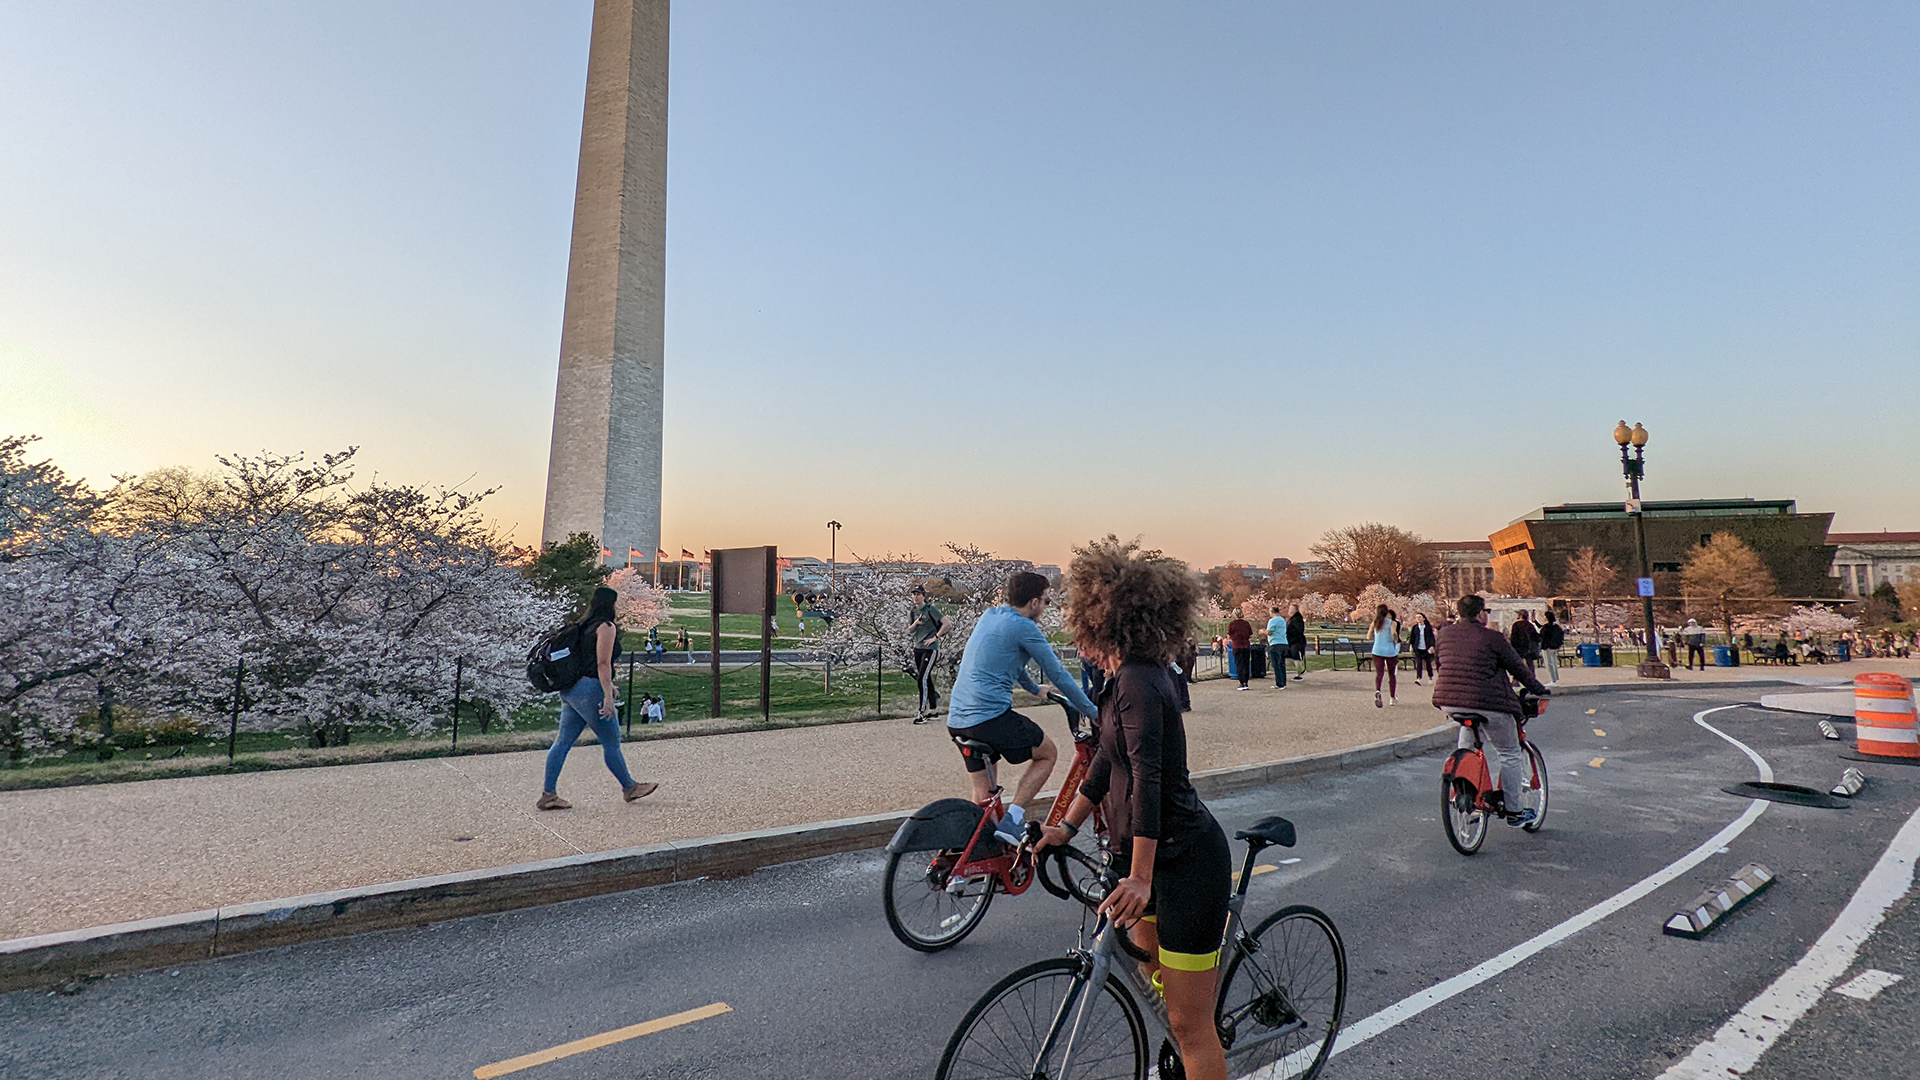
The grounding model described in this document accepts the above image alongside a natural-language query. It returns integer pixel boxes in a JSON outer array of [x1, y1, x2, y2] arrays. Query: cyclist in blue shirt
[[948, 571, 1099, 843]]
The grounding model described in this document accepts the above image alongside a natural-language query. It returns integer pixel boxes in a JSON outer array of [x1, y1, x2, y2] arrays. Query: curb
[[0, 679, 1775, 992], [0, 723, 1461, 993]]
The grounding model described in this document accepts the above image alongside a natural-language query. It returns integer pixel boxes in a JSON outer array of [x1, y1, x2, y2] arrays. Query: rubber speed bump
[[1831, 767, 1866, 798], [1664, 864, 1774, 939], [1818, 719, 1842, 740]]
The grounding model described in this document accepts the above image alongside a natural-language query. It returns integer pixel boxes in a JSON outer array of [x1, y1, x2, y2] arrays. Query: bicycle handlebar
[[1045, 691, 1091, 738]]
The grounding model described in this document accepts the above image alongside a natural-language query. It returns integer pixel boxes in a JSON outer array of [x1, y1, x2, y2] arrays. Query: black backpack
[[526, 617, 618, 693]]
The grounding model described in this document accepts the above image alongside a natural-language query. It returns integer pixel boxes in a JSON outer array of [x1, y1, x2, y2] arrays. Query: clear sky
[[3, 2, 1915, 569]]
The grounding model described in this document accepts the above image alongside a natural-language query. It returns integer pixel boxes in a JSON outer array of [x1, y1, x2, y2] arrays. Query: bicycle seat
[[951, 735, 1002, 763], [1234, 815, 1296, 850], [1448, 711, 1487, 726]]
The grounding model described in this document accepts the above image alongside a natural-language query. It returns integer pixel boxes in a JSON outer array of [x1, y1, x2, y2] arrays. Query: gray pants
[[1458, 712, 1526, 810], [1542, 649, 1560, 682]]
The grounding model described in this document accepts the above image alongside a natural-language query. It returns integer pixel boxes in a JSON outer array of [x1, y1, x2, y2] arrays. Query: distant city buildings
[[1828, 532, 1920, 596], [1487, 499, 1837, 599], [1423, 541, 1495, 597]]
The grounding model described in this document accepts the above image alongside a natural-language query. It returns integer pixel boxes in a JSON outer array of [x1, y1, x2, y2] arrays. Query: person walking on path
[[1287, 604, 1308, 680], [1264, 606, 1289, 688], [1508, 610, 1541, 676], [1539, 610, 1565, 684], [1369, 604, 1401, 707], [1408, 613, 1437, 685], [907, 585, 948, 724], [1433, 593, 1551, 827], [539, 586, 656, 810], [1226, 610, 1254, 690], [1683, 618, 1709, 670]]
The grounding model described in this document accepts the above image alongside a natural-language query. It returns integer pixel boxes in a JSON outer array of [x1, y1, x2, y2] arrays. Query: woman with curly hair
[[1036, 536, 1232, 1080]]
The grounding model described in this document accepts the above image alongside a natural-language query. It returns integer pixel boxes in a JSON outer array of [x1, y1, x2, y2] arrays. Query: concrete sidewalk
[[6, 658, 1906, 941]]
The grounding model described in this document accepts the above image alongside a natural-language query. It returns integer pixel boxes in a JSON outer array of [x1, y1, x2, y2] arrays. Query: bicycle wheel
[[1520, 742, 1549, 832], [1216, 904, 1347, 1080], [883, 849, 993, 952], [1441, 762, 1488, 856], [937, 957, 1148, 1080]]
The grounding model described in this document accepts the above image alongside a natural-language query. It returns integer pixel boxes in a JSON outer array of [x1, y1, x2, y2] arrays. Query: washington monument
[[541, 0, 669, 561]]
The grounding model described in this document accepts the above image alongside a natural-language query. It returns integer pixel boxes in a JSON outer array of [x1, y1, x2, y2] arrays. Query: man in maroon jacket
[[1433, 594, 1551, 826], [1225, 611, 1254, 690]]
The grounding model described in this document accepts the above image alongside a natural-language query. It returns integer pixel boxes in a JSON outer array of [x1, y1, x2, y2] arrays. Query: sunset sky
[[3, 2, 1915, 569]]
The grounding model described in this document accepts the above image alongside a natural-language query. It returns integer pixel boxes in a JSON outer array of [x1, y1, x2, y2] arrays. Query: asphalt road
[[6, 686, 1917, 1080]]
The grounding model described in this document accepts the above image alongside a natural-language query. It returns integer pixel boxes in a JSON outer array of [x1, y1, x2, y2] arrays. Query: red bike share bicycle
[[883, 694, 1109, 951], [1441, 689, 1550, 855]]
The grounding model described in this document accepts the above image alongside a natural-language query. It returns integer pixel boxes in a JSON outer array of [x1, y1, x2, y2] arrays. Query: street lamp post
[[826, 520, 841, 591], [1614, 421, 1671, 679]]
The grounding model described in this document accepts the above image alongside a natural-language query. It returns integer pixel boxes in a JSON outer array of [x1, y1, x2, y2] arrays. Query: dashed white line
[[1832, 969, 1903, 1002], [1658, 804, 1920, 1078]]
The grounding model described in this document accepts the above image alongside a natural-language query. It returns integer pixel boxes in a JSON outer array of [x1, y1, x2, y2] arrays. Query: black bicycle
[[935, 815, 1347, 1080]]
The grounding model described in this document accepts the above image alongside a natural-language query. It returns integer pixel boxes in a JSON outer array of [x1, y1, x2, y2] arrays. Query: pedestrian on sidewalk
[[1264, 606, 1289, 688], [1287, 605, 1308, 680], [1408, 613, 1437, 685], [1369, 604, 1401, 707], [1683, 619, 1708, 670], [1539, 610, 1565, 684], [539, 586, 656, 810], [908, 585, 948, 724], [1508, 610, 1541, 676], [1227, 609, 1254, 690]]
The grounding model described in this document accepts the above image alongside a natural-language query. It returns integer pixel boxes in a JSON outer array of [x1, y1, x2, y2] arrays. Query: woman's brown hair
[[1063, 535, 1199, 667]]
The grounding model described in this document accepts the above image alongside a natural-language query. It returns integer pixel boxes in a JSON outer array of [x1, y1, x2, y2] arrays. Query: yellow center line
[[1593, 728, 1607, 737], [474, 1002, 733, 1079], [1250, 864, 1278, 876], [1589, 757, 1606, 768]]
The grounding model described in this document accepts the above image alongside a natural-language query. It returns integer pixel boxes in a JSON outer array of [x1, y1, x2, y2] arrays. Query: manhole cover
[[1722, 781, 1849, 809]]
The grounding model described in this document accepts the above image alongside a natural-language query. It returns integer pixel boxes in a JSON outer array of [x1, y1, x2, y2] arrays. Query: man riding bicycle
[[1433, 593, 1550, 827], [948, 571, 1099, 845]]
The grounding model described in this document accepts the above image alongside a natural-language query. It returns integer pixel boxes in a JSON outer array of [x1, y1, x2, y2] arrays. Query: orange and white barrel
[[1854, 673, 1919, 760]]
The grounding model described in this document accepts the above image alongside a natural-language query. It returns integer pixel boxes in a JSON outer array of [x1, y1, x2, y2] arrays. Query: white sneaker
[[1389, 697, 1398, 706]]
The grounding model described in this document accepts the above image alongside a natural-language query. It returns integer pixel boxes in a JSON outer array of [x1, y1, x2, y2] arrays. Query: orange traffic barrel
[[1854, 673, 1919, 760]]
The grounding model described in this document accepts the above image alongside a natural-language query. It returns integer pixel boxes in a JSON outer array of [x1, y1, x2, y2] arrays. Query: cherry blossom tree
[[1321, 594, 1352, 623], [605, 568, 671, 630]]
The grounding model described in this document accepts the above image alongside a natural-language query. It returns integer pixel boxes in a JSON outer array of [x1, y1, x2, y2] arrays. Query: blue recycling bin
[[1579, 643, 1603, 667], [1713, 645, 1734, 667]]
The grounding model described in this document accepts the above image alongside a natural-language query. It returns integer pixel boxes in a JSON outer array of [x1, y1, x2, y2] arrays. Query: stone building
[[1423, 541, 1494, 597], [1828, 532, 1920, 596], [1487, 499, 1837, 599]]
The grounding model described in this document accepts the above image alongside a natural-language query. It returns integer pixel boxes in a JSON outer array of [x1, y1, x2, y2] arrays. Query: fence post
[[876, 645, 883, 719], [451, 656, 464, 749], [227, 657, 245, 763], [625, 655, 635, 735]]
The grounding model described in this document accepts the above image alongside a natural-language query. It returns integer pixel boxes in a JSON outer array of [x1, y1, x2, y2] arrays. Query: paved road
[[5, 686, 1916, 1079]]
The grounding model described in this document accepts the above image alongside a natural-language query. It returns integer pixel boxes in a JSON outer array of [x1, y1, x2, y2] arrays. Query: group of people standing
[[1220, 606, 1309, 690]]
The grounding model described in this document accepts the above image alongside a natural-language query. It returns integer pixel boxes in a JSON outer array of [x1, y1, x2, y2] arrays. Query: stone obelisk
[[541, 0, 668, 562]]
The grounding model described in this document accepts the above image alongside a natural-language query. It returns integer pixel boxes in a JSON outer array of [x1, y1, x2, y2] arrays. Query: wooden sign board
[[710, 546, 777, 719]]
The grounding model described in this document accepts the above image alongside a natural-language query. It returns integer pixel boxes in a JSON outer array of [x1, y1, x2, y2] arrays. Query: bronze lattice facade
[[1488, 499, 1837, 600]]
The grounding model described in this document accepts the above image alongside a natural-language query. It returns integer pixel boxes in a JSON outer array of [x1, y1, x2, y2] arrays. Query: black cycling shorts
[[1113, 817, 1233, 971], [948, 709, 1044, 773]]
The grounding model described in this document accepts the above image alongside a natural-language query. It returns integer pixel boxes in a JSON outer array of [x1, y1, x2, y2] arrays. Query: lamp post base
[[1638, 660, 1672, 680]]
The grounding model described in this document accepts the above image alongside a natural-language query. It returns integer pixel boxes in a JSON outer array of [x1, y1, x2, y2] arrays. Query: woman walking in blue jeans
[[538, 586, 658, 810]]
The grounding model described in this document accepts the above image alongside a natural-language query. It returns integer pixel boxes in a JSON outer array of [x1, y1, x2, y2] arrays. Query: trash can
[[1713, 645, 1734, 667], [1579, 643, 1601, 667], [1598, 644, 1615, 667]]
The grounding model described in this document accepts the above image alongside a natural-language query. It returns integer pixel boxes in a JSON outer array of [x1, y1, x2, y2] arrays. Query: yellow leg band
[[1157, 947, 1221, 973], [1139, 914, 1157, 923]]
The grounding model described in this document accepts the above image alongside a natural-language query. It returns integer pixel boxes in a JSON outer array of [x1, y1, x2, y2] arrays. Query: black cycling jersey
[[1079, 662, 1213, 857]]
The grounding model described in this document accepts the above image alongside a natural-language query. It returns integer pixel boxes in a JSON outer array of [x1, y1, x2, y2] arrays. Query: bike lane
[[4, 687, 1914, 1079]]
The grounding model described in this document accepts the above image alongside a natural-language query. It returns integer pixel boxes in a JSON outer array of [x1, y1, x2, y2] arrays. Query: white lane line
[[1658, 804, 1920, 1078], [1832, 969, 1903, 1002], [1243, 705, 1769, 1080]]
